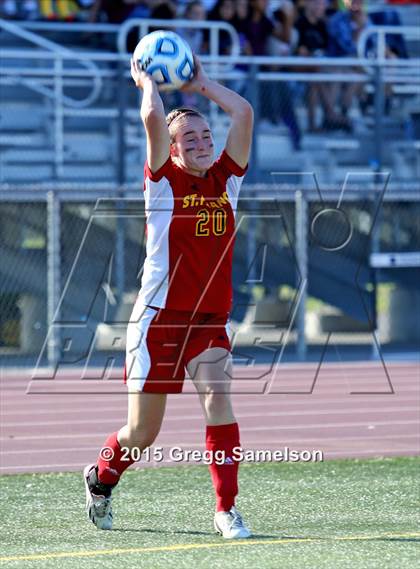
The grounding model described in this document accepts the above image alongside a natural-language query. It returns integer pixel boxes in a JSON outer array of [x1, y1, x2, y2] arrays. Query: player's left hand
[[181, 55, 210, 93]]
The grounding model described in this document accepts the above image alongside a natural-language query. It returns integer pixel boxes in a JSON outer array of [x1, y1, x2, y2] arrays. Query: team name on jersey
[[182, 191, 230, 209]]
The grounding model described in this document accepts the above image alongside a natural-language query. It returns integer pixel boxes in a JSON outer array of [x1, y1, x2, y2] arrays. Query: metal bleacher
[[0, 13, 419, 187]]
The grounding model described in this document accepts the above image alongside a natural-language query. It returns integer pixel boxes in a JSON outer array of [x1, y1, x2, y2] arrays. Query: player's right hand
[[130, 58, 154, 90]]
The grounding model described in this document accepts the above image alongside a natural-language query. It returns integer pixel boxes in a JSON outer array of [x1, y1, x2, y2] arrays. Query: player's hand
[[130, 58, 154, 90], [181, 55, 210, 94]]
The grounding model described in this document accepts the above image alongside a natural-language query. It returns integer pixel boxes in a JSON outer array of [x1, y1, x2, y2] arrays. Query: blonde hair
[[166, 107, 207, 143]]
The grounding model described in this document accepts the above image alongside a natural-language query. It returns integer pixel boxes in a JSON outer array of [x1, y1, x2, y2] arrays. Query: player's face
[[171, 116, 214, 176]]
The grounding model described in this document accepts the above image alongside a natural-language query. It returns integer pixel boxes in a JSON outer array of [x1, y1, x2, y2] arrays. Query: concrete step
[[0, 163, 54, 182], [0, 103, 50, 130]]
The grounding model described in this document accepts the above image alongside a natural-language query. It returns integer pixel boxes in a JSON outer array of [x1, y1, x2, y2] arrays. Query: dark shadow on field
[[112, 528, 281, 539], [112, 528, 214, 536]]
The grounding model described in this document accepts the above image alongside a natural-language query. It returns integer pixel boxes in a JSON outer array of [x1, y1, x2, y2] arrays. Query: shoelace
[[229, 511, 244, 529], [94, 497, 111, 517]]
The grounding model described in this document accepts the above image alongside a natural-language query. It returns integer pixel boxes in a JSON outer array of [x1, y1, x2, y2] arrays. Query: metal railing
[[358, 24, 420, 60], [1, 50, 419, 183], [0, 18, 103, 108], [117, 18, 240, 59], [8, 18, 241, 62], [1, 19, 419, 184]]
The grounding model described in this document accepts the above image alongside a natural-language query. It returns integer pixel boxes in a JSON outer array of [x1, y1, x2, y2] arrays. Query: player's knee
[[204, 392, 234, 423]]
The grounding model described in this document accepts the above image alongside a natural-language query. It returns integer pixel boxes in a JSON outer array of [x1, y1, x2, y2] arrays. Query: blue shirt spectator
[[327, 0, 371, 57]]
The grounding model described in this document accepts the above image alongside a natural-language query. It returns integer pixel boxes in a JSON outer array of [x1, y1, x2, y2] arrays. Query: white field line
[[3, 372, 419, 390], [1, 399, 418, 418], [3, 383, 419, 406], [1, 419, 418, 442], [2, 407, 419, 428], [20, 361, 420, 373], [3, 366, 419, 383], [5, 384, 419, 401], [0, 385, 420, 406]]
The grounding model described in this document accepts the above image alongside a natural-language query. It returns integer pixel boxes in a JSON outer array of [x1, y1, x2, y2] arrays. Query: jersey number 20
[[196, 209, 227, 236]]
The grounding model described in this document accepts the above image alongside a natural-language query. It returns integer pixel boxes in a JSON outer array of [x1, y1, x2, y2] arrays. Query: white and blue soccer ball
[[133, 30, 194, 91]]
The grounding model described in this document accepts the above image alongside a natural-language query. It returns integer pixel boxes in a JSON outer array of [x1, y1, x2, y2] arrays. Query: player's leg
[[187, 348, 251, 539], [119, 391, 167, 457], [98, 392, 167, 486], [85, 304, 169, 530], [84, 392, 166, 530]]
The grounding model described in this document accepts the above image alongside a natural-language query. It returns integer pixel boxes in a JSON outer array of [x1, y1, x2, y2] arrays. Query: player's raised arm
[[182, 57, 254, 169], [130, 58, 170, 173]]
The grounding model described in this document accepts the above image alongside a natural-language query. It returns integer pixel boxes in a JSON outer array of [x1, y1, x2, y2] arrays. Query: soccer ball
[[133, 30, 194, 92]]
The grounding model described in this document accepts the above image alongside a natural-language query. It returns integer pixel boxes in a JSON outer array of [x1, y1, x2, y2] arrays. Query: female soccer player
[[84, 55, 254, 539]]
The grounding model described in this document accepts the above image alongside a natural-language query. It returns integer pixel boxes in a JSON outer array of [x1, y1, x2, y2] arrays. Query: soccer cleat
[[83, 464, 113, 530], [214, 506, 251, 539]]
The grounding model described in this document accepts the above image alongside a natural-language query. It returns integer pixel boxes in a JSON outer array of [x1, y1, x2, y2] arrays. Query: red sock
[[97, 432, 135, 486], [206, 422, 240, 512]]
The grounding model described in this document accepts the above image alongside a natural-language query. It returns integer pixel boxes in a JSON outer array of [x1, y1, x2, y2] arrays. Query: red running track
[[1, 362, 419, 474]]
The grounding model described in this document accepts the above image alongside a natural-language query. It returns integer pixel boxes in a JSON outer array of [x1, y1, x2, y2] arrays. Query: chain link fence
[[1, 190, 419, 368]]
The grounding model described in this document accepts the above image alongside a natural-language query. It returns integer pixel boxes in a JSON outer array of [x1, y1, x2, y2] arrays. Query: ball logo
[[139, 55, 153, 72]]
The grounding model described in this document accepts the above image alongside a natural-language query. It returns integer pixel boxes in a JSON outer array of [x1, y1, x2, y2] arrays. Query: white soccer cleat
[[214, 506, 251, 539], [83, 464, 113, 530]]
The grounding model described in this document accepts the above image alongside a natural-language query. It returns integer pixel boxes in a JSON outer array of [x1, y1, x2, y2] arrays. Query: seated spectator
[[295, 0, 350, 131], [232, 0, 251, 54], [327, 0, 370, 126], [268, 1, 298, 56], [325, 0, 342, 17], [208, 0, 237, 55], [90, 0, 147, 24], [39, 0, 94, 21], [177, 1, 208, 112], [90, 1, 151, 51], [149, 0, 176, 19], [369, 7, 408, 59], [327, 0, 370, 58], [239, 0, 302, 149], [177, 0, 208, 54]]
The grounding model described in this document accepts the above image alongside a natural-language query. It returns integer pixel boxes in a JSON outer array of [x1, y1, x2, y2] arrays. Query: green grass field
[[1, 457, 419, 569]]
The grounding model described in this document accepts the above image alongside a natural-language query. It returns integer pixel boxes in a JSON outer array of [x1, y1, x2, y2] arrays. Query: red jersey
[[138, 150, 247, 313]]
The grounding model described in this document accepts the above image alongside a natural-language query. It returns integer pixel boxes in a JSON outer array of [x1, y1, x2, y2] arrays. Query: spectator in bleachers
[[148, 0, 176, 19], [327, 0, 370, 58], [238, 0, 301, 149], [269, 1, 298, 55], [177, 1, 209, 111], [177, 1, 208, 54], [326, 0, 370, 127], [325, 0, 343, 17], [231, 0, 250, 55], [90, 1, 151, 51], [239, 0, 275, 56], [369, 6, 409, 59], [39, 0, 95, 20], [295, 0, 350, 131], [90, 0, 150, 24], [208, 0, 237, 54]]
